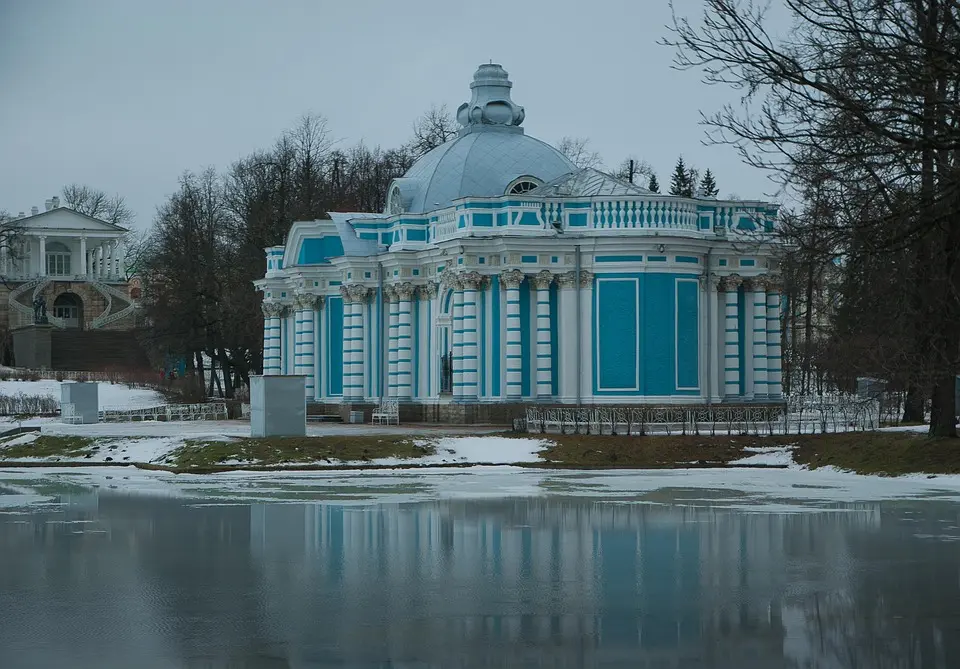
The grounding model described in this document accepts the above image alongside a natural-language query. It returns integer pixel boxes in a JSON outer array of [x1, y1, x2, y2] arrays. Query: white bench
[[371, 399, 399, 425]]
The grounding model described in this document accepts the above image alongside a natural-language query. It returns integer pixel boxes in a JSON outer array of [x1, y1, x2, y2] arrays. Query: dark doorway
[[53, 292, 83, 329]]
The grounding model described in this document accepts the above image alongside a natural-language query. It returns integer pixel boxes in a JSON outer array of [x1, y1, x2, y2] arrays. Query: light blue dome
[[386, 64, 575, 215]]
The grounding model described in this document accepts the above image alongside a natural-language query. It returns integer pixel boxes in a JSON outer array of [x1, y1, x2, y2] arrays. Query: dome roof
[[387, 64, 575, 214]]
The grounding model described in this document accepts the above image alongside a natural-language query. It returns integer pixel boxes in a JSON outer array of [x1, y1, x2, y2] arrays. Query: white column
[[460, 272, 481, 400], [111, 241, 119, 279], [396, 282, 415, 400], [294, 293, 318, 400], [0, 244, 7, 275], [38, 235, 46, 276], [452, 280, 464, 400], [500, 269, 524, 401], [578, 270, 594, 403], [261, 302, 282, 375], [418, 284, 437, 398], [766, 278, 783, 399], [722, 275, 743, 398], [386, 286, 399, 398], [79, 236, 87, 277], [348, 286, 369, 400], [708, 274, 722, 401], [98, 244, 105, 279], [118, 240, 126, 279], [533, 270, 554, 398], [557, 272, 578, 401], [749, 276, 768, 400], [339, 287, 354, 399]]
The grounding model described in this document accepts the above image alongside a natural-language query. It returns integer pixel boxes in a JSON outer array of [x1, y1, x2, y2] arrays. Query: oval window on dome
[[506, 176, 542, 195], [388, 185, 404, 215]]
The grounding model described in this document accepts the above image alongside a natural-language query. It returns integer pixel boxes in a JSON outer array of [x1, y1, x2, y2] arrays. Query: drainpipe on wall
[[575, 245, 582, 408], [705, 248, 713, 407]]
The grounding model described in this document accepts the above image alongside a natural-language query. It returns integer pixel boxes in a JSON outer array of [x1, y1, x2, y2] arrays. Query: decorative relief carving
[[382, 285, 397, 303], [578, 270, 594, 287], [347, 284, 371, 303], [261, 302, 284, 318], [555, 271, 576, 288], [744, 275, 769, 292], [339, 285, 351, 303], [440, 268, 462, 289]]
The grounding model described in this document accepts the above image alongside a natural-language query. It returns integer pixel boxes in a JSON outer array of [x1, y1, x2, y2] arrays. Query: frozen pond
[[2, 467, 960, 668]]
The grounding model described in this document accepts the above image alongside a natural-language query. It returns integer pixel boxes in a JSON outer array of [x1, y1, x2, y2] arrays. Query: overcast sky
[[0, 0, 783, 229]]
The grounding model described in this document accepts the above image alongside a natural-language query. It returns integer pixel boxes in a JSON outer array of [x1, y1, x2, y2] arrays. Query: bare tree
[[664, 0, 960, 436], [409, 104, 458, 158], [613, 156, 655, 185], [556, 136, 604, 170], [61, 184, 135, 227]]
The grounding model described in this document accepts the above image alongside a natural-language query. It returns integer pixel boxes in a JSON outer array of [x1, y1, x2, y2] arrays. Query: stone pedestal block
[[250, 375, 306, 438], [12, 324, 54, 369], [61, 382, 99, 424]]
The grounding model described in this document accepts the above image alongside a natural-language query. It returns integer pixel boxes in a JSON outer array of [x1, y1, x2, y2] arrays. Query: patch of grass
[[537, 433, 794, 468], [0, 435, 96, 459], [164, 435, 436, 468], [791, 431, 960, 476]]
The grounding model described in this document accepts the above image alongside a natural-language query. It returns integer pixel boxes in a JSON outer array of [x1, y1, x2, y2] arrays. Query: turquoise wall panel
[[519, 211, 540, 226], [297, 236, 344, 265], [326, 296, 343, 396], [496, 212, 508, 226], [596, 279, 639, 390], [473, 213, 493, 227], [406, 228, 427, 241], [519, 281, 531, 397], [596, 255, 643, 263], [642, 274, 674, 395], [568, 213, 588, 226], [676, 279, 699, 389]]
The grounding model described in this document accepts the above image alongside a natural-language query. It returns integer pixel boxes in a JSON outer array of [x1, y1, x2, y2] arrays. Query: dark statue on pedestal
[[32, 296, 47, 325]]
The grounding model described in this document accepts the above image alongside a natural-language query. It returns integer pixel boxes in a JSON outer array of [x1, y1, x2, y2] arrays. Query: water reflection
[[0, 488, 959, 668]]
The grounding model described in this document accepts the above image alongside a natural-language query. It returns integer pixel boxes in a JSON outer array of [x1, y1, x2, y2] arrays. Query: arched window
[[506, 176, 543, 195], [45, 242, 71, 277]]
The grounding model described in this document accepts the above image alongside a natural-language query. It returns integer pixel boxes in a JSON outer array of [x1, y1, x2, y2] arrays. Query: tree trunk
[[903, 386, 926, 423], [195, 350, 205, 397], [929, 375, 958, 437]]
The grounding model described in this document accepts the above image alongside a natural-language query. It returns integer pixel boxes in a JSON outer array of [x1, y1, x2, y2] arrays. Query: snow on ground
[[339, 436, 549, 467], [0, 380, 163, 410], [729, 446, 798, 467]]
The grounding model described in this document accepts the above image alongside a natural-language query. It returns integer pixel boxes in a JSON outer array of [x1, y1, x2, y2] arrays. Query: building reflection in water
[[4, 487, 960, 668]]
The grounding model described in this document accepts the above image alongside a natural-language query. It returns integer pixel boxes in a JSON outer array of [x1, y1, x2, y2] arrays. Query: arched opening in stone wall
[[53, 292, 83, 329]]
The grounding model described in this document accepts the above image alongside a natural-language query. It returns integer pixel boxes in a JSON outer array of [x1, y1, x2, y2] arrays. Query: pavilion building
[[256, 64, 782, 422]]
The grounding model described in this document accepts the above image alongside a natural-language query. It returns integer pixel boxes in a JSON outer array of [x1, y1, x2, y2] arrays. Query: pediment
[[12, 208, 127, 233]]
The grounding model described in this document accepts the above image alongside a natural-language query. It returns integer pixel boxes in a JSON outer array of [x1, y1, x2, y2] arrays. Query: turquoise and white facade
[[256, 64, 783, 412]]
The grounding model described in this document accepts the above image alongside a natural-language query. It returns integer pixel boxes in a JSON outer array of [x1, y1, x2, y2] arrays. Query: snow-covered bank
[[3, 463, 960, 511]]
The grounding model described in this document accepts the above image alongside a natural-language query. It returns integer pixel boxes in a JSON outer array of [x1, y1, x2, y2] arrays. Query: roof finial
[[456, 63, 525, 134]]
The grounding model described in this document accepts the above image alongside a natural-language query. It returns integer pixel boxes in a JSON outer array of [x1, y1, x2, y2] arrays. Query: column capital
[[532, 270, 554, 290], [744, 275, 769, 292], [719, 274, 743, 291], [578, 269, 594, 287], [347, 284, 371, 303], [293, 293, 319, 311], [765, 274, 783, 291], [459, 271, 484, 290], [261, 301, 284, 318], [339, 285, 352, 303], [499, 268, 525, 289], [395, 281, 416, 300], [418, 282, 438, 301], [440, 268, 462, 289], [383, 284, 398, 302], [556, 271, 576, 288]]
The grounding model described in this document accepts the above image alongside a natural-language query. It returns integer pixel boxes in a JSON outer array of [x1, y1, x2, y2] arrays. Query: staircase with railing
[[6, 278, 65, 328], [90, 281, 138, 329]]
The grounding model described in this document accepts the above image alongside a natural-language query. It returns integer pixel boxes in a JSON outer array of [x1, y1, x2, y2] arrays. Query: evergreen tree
[[699, 169, 718, 197], [669, 157, 688, 196], [647, 173, 660, 193]]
